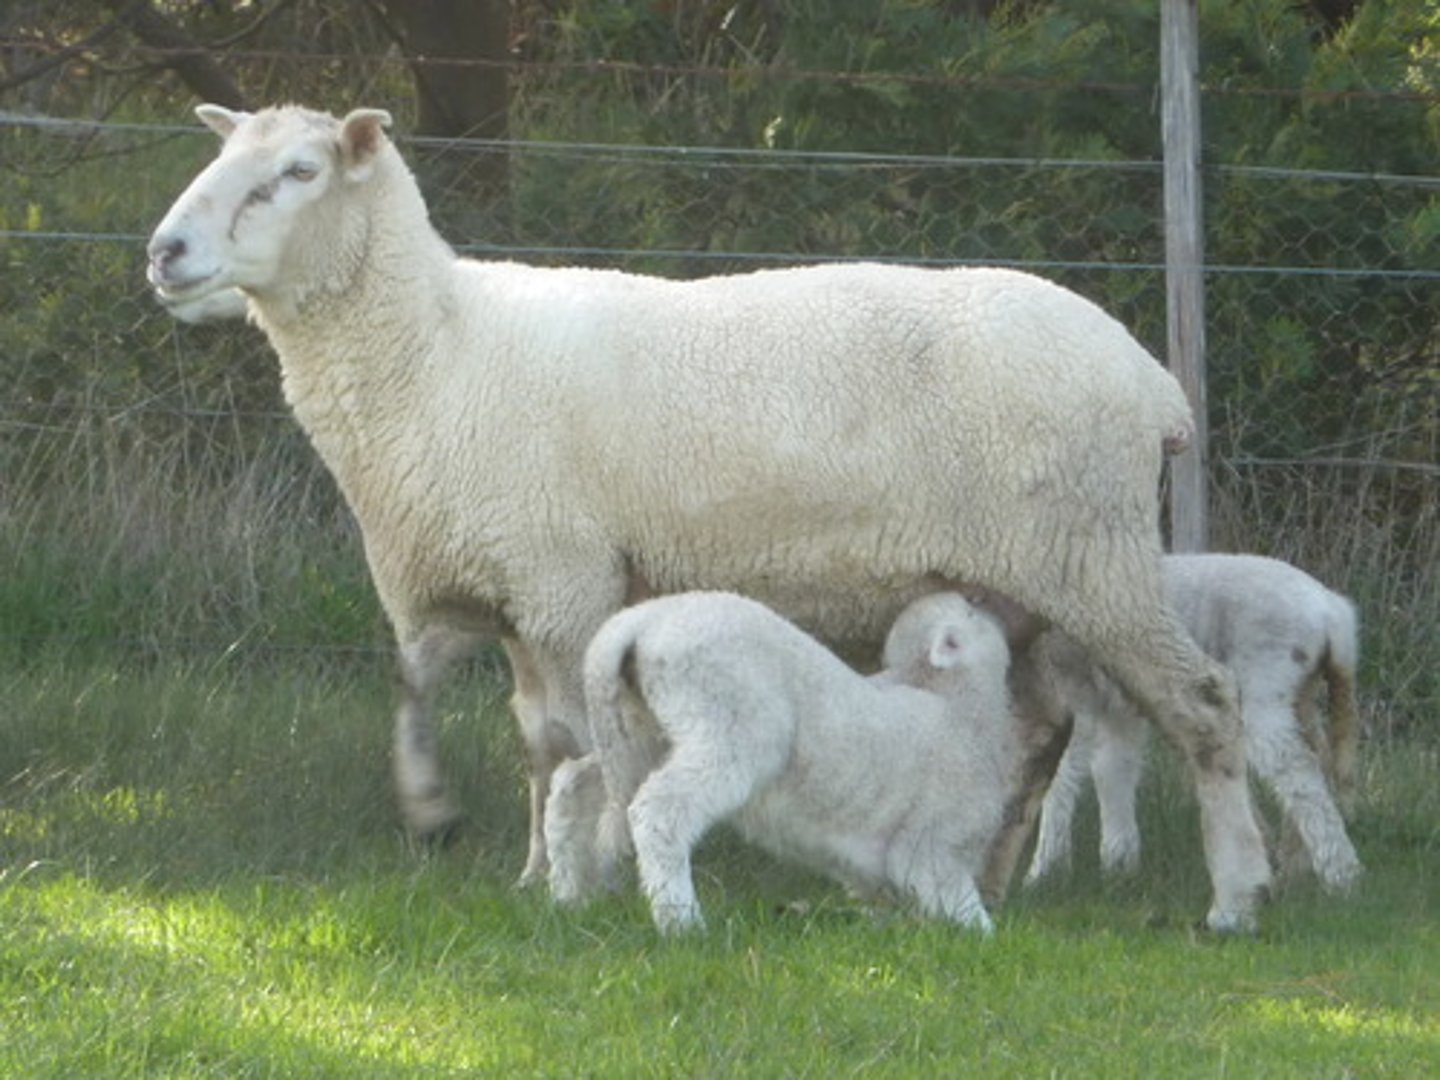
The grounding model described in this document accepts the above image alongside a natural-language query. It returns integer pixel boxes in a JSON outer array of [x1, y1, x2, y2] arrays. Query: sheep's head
[[147, 104, 391, 313], [881, 592, 1011, 696]]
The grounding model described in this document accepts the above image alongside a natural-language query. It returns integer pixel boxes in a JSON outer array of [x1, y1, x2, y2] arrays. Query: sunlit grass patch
[[1, 783, 174, 844], [2, 652, 1437, 1076]]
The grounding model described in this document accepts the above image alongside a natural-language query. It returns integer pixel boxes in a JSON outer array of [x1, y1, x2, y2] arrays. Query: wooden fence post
[[1161, 0, 1209, 553]]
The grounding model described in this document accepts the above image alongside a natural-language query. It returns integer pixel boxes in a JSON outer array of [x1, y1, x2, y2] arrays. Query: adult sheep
[[146, 103, 1270, 931]]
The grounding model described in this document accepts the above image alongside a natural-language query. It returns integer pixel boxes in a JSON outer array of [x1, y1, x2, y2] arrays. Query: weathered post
[[1161, 0, 1209, 552]]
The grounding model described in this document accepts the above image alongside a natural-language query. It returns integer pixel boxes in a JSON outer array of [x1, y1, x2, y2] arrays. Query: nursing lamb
[[548, 591, 1016, 934], [1026, 553, 1362, 893], [146, 104, 1271, 930]]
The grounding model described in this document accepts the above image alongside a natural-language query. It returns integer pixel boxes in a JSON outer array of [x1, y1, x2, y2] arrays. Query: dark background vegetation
[[2, 0, 1436, 739]]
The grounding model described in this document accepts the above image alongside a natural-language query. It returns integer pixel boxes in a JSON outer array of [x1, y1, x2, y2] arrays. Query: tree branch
[[0, 1, 141, 96], [95, 0, 249, 110]]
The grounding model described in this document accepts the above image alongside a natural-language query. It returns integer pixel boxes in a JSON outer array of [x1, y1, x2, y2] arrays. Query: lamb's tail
[[1322, 593, 1362, 811], [583, 608, 669, 860], [1320, 591, 1362, 815]]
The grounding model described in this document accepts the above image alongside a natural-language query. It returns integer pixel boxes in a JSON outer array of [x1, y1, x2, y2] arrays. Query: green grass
[[2, 658, 1437, 1077], [3, 367, 1436, 1076]]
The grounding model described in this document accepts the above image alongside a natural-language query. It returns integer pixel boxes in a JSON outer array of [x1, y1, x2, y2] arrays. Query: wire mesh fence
[[6, 115, 1435, 469], [2, 103, 1437, 729]]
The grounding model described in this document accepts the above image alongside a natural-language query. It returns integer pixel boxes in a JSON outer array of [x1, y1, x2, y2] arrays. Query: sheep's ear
[[195, 104, 249, 139], [339, 108, 393, 181], [927, 625, 966, 671]]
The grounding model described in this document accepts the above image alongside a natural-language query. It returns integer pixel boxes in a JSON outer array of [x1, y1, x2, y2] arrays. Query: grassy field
[[2, 652, 1437, 1078], [2, 420, 1436, 1076]]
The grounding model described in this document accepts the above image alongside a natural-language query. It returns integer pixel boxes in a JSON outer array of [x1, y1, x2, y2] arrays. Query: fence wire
[[2, 112, 1436, 709]]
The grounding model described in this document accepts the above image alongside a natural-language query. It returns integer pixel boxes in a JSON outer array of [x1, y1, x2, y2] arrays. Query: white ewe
[[1026, 553, 1362, 893], [147, 104, 1270, 930], [548, 591, 1015, 934]]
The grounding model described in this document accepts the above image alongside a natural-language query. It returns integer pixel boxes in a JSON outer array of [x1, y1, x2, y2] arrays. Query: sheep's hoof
[[403, 798, 464, 850]]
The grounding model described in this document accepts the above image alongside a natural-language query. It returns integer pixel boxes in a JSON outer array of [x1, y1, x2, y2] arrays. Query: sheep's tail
[[1321, 592, 1362, 815], [583, 608, 668, 860]]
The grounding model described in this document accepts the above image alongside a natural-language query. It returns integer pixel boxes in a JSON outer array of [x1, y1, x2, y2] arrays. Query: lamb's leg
[[1243, 697, 1362, 894], [1098, 618, 1271, 933], [544, 753, 609, 905], [592, 692, 670, 890], [395, 625, 483, 841], [927, 873, 994, 936], [1024, 713, 1094, 885], [1092, 705, 1148, 877], [629, 736, 776, 935], [509, 562, 633, 887], [896, 844, 994, 934]]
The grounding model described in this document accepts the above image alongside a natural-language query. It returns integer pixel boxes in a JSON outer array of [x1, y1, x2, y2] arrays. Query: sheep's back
[[404, 260, 1185, 644]]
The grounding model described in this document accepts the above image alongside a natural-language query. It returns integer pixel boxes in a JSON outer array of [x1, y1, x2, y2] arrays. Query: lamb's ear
[[339, 108, 393, 181], [927, 625, 966, 671], [195, 104, 249, 139]]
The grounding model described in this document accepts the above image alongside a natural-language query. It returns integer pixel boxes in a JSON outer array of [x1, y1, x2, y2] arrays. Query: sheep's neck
[[256, 159, 455, 520]]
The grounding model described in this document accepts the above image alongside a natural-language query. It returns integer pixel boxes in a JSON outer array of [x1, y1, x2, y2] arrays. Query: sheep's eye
[[285, 162, 320, 182]]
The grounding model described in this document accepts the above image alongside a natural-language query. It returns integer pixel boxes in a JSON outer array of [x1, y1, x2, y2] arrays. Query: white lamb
[[547, 591, 1016, 934], [1026, 553, 1363, 893], [146, 104, 1272, 930]]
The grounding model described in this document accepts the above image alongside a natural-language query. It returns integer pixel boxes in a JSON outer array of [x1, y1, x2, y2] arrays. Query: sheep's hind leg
[[1100, 617, 1271, 933], [1025, 713, 1094, 886], [395, 626, 482, 843], [980, 636, 1075, 908]]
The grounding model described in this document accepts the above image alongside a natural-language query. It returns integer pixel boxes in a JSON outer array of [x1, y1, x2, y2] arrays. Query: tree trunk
[[378, 0, 511, 205]]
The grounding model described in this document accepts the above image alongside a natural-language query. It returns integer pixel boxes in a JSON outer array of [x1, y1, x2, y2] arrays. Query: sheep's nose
[[149, 235, 186, 269]]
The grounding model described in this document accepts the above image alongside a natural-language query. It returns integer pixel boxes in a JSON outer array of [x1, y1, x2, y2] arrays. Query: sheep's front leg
[[395, 625, 483, 841], [504, 638, 587, 887]]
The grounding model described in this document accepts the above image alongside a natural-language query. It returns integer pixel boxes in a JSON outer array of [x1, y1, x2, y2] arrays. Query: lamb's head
[[881, 592, 1011, 696], [147, 104, 392, 314]]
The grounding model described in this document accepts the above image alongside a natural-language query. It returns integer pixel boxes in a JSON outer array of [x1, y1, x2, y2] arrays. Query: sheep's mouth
[[150, 270, 220, 303]]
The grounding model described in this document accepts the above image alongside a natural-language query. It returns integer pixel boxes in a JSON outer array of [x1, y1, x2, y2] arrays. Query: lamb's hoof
[[656, 917, 705, 937], [653, 904, 705, 936], [1319, 860, 1364, 897], [1021, 866, 1061, 891], [1203, 905, 1260, 936]]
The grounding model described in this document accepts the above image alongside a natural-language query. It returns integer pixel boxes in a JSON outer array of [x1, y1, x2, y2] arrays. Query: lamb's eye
[[285, 162, 319, 182]]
